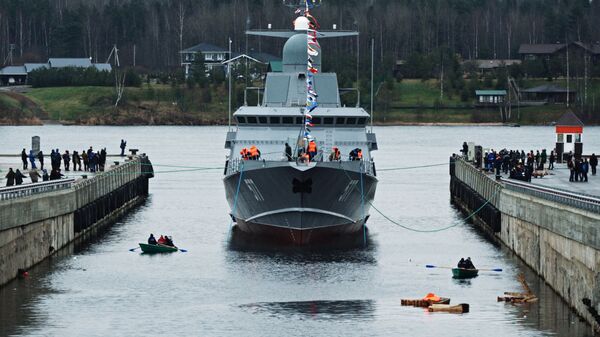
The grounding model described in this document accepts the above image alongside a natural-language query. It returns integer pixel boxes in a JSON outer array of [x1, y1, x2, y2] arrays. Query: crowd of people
[[461, 142, 598, 184], [147, 233, 175, 247], [6, 143, 124, 187]]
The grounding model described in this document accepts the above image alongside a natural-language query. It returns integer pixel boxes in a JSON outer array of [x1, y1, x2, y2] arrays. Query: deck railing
[[0, 178, 76, 201]]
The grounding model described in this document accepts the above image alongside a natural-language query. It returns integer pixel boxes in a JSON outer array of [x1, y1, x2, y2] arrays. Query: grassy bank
[[3, 77, 596, 125]]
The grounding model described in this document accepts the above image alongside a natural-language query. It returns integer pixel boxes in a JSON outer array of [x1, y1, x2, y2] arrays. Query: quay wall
[[0, 156, 152, 286], [450, 157, 600, 332]]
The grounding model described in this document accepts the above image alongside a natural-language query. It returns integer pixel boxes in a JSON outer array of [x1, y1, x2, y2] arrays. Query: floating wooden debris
[[401, 298, 450, 307], [401, 293, 451, 308], [428, 303, 470, 313], [498, 273, 538, 303]]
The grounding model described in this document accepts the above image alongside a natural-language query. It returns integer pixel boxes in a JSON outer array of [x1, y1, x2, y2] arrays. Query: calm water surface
[[0, 125, 598, 337]]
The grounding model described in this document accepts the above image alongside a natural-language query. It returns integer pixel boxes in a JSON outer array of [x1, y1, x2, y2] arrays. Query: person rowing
[[147, 233, 157, 245]]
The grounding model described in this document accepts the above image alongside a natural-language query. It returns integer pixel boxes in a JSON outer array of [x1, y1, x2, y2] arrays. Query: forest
[[0, 0, 599, 75]]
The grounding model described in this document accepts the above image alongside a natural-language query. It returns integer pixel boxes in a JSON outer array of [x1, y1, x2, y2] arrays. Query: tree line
[[0, 0, 599, 77]]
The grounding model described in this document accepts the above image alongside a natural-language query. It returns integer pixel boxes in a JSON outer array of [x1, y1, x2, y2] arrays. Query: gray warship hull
[[223, 161, 377, 244]]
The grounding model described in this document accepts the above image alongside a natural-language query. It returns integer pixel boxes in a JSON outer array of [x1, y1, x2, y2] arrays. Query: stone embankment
[[450, 155, 600, 332], [0, 155, 153, 286]]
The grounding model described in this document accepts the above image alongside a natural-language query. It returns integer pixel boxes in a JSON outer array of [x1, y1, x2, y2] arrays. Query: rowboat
[[452, 268, 479, 279], [139, 243, 178, 253]]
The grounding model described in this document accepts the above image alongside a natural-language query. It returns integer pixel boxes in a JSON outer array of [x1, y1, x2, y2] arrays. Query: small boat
[[139, 243, 178, 254], [452, 268, 479, 279]]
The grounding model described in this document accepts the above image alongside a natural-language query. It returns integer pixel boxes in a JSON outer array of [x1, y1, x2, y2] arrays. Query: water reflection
[[240, 299, 375, 321], [227, 227, 377, 264]]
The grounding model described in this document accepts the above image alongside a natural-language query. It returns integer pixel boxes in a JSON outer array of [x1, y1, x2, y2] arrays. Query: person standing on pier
[[285, 143, 293, 161], [29, 169, 41, 183], [14, 169, 27, 186], [549, 151, 555, 170], [37, 150, 44, 170], [590, 154, 598, 176], [582, 159, 589, 182], [28, 150, 37, 169], [568, 159, 575, 182], [5, 168, 15, 186], [540, 149, 547, 170], [42, 169, 49, 181], [120, 139, 127, 156], [62, 151, 71, 171], [72, 151, 81, 171], [21, 149, 28, 170], [82, 150, 89, 171]]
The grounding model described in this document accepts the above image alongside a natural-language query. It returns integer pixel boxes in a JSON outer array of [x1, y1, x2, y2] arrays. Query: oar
[[426, 265, 452, 269], [129, 247, 140, 252], [426, 265, 502, 272], [179, 248, 188, 253]]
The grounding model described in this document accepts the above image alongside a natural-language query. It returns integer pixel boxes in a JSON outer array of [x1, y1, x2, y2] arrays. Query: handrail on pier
[[0, 178, 76, 201]]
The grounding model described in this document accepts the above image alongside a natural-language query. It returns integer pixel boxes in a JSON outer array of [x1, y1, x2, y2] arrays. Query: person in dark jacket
[[15, 169, 27, 185], [62, 151, 71, 171], [120, 139, 127, 156], [5, 168, 15, 186], [50, 169, 64, 180], [582, 159, 589, 182], [568, 159, 575, 182], [72, 151, 81, 171], [37, 150, 44, 170], [549, 151, 555, 170], [42, 169, 49, 181], [285, 143, 292, 161], [590, 154, 598, 176], [99, 148, 107, 172], [147, 234, 157, 245], [21, 149, 28, 170]]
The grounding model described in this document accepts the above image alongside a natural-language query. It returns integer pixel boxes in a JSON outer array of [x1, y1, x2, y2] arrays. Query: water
[[0, 125, 597, 337]]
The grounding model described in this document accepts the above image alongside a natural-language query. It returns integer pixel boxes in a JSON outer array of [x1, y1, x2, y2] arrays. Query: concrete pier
[[0, 155, 153, 286], [450, 154, 600, 332]]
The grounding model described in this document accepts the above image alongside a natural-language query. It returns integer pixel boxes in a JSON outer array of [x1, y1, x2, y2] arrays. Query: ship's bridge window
[[324, 117, 334, 125], [346, 117, 357, 125], [295, 117, 303, 124], [358, 117, 367, 125], [282, 117, 293, 124], [270, 116, 281, 124], [336, 117, 346, 125], [247, 116, 258, 124], [312, 117, 321, 125], [237, 116, 246, 124], [258, 116, 268, 124]]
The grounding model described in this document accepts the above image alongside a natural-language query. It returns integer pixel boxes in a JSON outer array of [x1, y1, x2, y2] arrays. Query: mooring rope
[[228, 162, 245, 230]]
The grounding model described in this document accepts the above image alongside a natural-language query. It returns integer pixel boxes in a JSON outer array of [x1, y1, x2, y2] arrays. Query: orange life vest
[[240, 148, 248, 159], [423, 293, 441, 302], [250, 146, 258, 157], [357, 149, 363, 159], [308, 141, 317, 152]]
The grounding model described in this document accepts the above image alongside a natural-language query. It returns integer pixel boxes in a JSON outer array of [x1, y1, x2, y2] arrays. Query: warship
[[223, 1, 378, 244]]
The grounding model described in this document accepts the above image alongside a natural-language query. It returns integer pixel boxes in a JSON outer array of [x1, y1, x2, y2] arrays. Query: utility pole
[[370, 38, 374, 132], [228, 37, 232, 130]]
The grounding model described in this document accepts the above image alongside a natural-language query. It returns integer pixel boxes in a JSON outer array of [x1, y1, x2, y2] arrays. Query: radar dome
[[294, 16, 310, 31], [282, 33, 321, 73]]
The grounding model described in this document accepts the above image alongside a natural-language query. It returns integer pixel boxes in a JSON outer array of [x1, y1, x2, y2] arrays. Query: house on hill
[[518, 42, 600, 63], [520, 84, 576, 104], [180, 43, 230, 78], [180, 42, 281, 78]]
